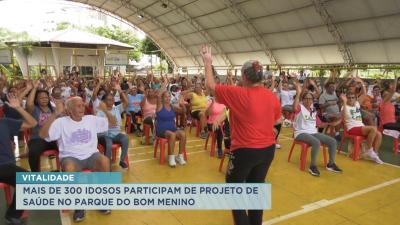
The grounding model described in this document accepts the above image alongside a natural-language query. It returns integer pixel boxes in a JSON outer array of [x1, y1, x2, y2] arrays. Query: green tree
[[141, 37, 173, 73], [0, 28, 32, 78], [87, 25, 142, 62], [55, 21, 74, 31]]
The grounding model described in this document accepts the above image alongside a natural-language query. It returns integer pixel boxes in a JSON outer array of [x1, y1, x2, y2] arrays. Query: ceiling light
[[137, 14, 144, 19]]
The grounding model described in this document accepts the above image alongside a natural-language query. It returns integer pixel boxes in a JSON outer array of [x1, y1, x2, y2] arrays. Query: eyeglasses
[[348, 97, 356, 99]]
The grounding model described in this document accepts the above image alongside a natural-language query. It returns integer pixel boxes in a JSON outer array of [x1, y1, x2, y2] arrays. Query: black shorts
[[191, 110, 201, 120], [156, 128, 177, 138]]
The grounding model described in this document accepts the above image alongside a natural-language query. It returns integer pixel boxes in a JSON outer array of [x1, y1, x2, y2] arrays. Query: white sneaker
[[369, 150, 378, 158], [370, 151, 384, 164], [175, 154, 186, 165], [364, 149, 375, 159], [168, 155, 176, 167], [374, 156, 384, 164], [276, 144, 281, 149], [367, 150, 383, 164]]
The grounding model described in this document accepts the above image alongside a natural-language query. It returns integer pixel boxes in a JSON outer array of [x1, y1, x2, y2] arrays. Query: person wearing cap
[[201, 45, 281, 225]]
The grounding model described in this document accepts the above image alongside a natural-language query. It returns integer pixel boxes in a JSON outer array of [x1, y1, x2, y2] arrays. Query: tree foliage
[[141, 37, 173, 72], [86, 25, 142, 62], [52, 23, 142, 62]]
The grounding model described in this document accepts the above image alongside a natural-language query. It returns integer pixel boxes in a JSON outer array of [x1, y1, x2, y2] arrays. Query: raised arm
[[156, 78, 168, 112], [92, 78, 102, 100], [226, 69, 234, 86], [155, 89, 163, 112], [97, 101, 117, 128], [383, 76, 398, 103], [26, 80, 40, 113], [340, 94, 348, 121], [354, 77, 366, 96], [115, 82, 128, 109], [172, 95, 187, 114], [39, 100, 64, 139], [308, 79, 321, 98], [292, 79, 302, 112], [140, 89, 148, 110], [18, 80, 33, 102], [200, 45, 215, 95], [6, 94, 37, 130]]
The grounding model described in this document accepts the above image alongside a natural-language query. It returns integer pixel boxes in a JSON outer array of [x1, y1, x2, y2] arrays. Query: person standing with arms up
[[200, 45, 281, 225]]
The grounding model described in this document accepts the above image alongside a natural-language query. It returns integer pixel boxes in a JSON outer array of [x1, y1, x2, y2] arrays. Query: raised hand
[[200, 45, 212, 65], [178, 95, 188, 106], [340, 94, 347, 103], [309, 79, 317, 86], [227, 69, 233, 78], [98, 102, 108, 112], [25, 80, 33, 90], [5, 94, 21, 108], [54, 99, 65, 115], [294, 79, 302, 93]]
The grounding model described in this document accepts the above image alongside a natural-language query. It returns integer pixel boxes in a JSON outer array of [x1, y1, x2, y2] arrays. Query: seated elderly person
[[39, 96, 113, 223], [319, 81, 342, 138], [97, 83, 130, 169]]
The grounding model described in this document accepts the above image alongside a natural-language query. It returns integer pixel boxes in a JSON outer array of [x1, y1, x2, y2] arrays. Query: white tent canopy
[[72, 0, 400, 68], [34, 28, 134, 49]]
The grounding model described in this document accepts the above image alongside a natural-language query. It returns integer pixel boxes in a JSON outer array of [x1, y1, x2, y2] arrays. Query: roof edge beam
[[312, 0, 354, 67], [160, 0, 233, 67], [115, 0, 200, 67], [222, 0, 278, 65]]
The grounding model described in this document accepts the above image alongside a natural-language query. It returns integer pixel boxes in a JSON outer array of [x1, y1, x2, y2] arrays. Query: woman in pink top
[[380, 77, 399, 131], [141, 88, 157, 135], [205, 97, 226, 158]]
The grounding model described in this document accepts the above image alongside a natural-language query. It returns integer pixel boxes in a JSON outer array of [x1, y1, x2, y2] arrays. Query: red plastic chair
[[219, 148, 231, 172], [38, 149, 60, 172], [0, 106, 4, 118], [338, 125, 365, 161], [98, 143, 130, 169], [283, 111, 295, 122], [189, 119, 201, 137], [125, 114, 142, 134], [378, 123, 399, 155], [288, 140, 328, 171], [204, 131, 216, 157], [23, 129, 31, 145], [125, 114, 132, 133], [153, 137, 187, 165], [0, 183, 12, 206], [142, 124, 151, 145]]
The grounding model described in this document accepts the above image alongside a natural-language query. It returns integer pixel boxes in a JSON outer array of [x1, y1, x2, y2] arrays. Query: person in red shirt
[[201, 45, 281, 225]]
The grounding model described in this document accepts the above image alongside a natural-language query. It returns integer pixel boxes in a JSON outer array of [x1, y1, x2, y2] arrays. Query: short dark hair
[[325, 81, 335, 88], [101, 92, 114, 101]]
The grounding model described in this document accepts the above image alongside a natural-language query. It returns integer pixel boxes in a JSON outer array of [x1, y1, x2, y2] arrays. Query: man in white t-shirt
[[39, 96, 114, 222]]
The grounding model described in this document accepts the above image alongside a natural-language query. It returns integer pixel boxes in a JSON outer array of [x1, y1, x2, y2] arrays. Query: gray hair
[[241, 60, 263, 84], [65, 97, 82, 110]]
